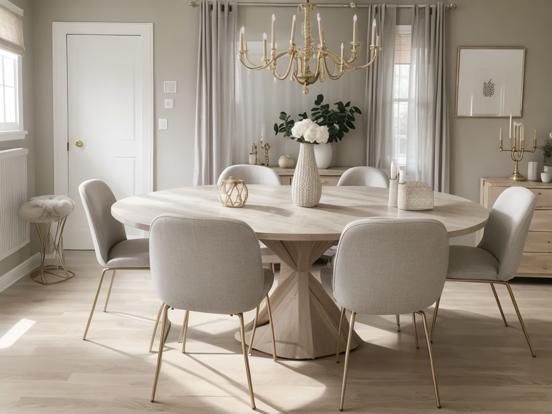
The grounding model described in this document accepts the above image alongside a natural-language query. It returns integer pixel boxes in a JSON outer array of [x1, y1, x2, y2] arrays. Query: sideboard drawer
[[279, 176, 292, 185], [525, 232, 552, 253], [530, 211, 552, 231], [531, 189, 552, 209], [518, 253, 552, 274]]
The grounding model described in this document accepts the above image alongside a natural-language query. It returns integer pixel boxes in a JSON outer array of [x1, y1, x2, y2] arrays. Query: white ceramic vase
[[314, 143, 333, 169], [291, 143, 321, 208]]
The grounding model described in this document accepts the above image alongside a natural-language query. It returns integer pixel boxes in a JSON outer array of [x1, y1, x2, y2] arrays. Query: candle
[[340, 42, 344, 71], [353, 14, 358, 44], [262, 32, 267, 60], [376, 34, 380, 48], [290, 14, 296, 46], [240, 26, 245, 51], [271, 14, 276, 49], [520, 123, 525, 147], [317, 13, 324, 46], [398, 169, 406, 184], [509, 113, 513, 139], [469, 95, 474, 117], [390, 161, 397, 180], [370, 17, 376, 45]]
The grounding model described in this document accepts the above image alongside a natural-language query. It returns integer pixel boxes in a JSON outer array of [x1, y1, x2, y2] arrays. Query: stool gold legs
[[339, 311, 356, 411], [32, 220, 75, 285], [239, 313, 256, 410], [490, 283, 508, 327], [336, 307, 346, 363], [419, 310, 441, 409]]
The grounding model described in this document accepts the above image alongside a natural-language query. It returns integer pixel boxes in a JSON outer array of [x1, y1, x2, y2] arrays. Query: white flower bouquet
[[290, 119, 329, 144]]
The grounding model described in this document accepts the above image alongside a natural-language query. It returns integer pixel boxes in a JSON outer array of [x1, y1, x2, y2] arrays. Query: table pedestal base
[[240, 240, 360, 360]]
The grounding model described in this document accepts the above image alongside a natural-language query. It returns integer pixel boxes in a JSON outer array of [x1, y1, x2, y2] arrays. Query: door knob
[[74, 139, 84, 148]]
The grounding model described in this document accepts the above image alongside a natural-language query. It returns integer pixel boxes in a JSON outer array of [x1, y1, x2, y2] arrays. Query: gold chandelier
[[238, 0, 380, 94]]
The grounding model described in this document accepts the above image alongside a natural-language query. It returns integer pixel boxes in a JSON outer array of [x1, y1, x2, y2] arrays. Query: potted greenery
[[543, 133, 552, 166], [274, 94, 361, 169]]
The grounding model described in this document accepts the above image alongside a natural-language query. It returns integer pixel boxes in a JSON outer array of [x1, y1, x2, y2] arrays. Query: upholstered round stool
[[19, 195, 76, 285]]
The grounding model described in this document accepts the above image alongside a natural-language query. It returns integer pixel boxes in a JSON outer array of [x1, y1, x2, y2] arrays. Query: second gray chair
[[333, 218, 449, 411], [79, 179, 150, 340], [431, 186, 537, 357], [149, 216, 276, 410], [337, 166, 389, 188]]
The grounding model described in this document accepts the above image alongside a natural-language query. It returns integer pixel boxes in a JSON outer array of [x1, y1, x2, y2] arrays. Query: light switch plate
[[158, 118, 168, 130], [164, 98, 174, 109], [163, 80, 177, 94]]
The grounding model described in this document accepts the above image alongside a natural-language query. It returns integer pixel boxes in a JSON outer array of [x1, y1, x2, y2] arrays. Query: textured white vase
[[314, 143, 333, 169], [291, 143, 322, 208]]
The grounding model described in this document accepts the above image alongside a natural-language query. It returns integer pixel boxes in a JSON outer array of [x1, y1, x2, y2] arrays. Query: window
[[0, 49, 20, 129], [391, 25, 412, 167]]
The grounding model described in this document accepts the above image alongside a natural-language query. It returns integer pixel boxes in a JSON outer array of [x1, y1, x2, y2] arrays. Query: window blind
[[394, 25, 411, 65], [0, 5, 23, 55]]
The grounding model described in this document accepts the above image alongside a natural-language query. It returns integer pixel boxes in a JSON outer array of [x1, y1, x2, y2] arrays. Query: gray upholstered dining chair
[[79, 179, 150, 340], [333, 218, 449, 411], [431, 186, 537, 357], [148, 216, 276, 410], [217, 164, 281, 186], [337, 166, 389, 188], [217, 164, 281, 273]]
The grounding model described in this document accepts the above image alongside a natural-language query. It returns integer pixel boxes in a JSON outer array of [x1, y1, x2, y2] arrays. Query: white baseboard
[[0, 253, 41, 293]]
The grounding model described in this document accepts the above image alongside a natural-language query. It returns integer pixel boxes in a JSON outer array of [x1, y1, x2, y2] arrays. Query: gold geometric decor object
[[218, 177, 249, 208]]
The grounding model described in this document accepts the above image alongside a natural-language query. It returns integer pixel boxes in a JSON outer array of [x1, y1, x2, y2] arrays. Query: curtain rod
[[188, 1, 458, 10]]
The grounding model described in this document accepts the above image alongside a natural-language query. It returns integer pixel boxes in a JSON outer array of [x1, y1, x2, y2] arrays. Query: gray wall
[[0, 0, 34, 276]]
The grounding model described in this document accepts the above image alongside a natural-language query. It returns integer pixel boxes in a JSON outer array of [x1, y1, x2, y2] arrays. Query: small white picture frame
[[456, 47, 526, 118]]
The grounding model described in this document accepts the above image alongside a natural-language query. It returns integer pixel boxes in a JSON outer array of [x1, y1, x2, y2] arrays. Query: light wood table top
[[112, 185, 489, 241]]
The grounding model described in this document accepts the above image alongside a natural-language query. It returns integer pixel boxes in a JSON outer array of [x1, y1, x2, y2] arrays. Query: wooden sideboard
[[271, 167, 347, 186], [481, 177, 552, 278]]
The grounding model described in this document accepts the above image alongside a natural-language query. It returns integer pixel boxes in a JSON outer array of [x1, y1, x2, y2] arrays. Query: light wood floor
[[1, 251, 551, 414]]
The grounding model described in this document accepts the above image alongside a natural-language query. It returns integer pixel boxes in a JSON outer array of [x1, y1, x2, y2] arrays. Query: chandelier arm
[[351, 47, 381, 70], [239, 52, 273, 70], [271, 51, 297, 80], [322, 55, 345, 80]]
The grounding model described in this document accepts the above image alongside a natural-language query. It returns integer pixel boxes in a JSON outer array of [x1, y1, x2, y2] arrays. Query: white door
[[53, 23, 153, 249]]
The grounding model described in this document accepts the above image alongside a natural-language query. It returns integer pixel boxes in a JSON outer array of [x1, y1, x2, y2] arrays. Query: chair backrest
[[337, 166, 389, 188], [150, 216, 266, 314], [333, 218, 449, 315], [79, 179, 127, 267], [479, 186, 536, 280], [217, 164, 281, 186]]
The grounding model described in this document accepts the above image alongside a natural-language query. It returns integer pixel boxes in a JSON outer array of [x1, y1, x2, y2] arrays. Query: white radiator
[[0, 148, 29, 261]]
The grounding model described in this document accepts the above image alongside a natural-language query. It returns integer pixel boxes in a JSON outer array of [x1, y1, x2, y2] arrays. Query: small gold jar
[[218, 177, 248, 208]]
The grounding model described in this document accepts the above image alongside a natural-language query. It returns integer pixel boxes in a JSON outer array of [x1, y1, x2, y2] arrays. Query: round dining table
[[112, 185, 489, 360]]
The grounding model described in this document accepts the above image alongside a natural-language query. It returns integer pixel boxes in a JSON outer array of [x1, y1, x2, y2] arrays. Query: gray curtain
[[193, 0, 237, 185], [408, 4, 449, 191], [365, 5, 397, 170]]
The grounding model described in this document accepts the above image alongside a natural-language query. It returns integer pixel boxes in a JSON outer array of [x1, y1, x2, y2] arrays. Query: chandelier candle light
[[239, 0, 380, 94], [499, 114, 537, 181]]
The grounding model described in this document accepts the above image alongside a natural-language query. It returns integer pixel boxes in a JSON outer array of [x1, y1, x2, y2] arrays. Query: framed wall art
[[456, 47, 526, 118]]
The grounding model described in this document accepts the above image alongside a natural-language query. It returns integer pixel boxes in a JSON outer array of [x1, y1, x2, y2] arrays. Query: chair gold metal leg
[[412, 313, 419, 350], [149, 303, 164, 353], [339, 311, 356, 412], [419, 311, 442, 409], [266, 295, 277, 360], [238, 313, 256, 410], [151, 304, 169, 402], [490, 283, 508, 327], [103, 270, 117, 312], [396, 314, 401, 332], [248, 305, 260, 356], [430, 297, 441, 343], [336, 307, 345, 363], [83, 268, 110, 340], [180, 310, 190, 353], [505, 282, 536, 358]]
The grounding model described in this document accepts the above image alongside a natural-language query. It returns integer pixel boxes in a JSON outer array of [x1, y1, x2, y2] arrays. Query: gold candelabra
[[499, 119, 537, 181], [238, 0, 380, 94]]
